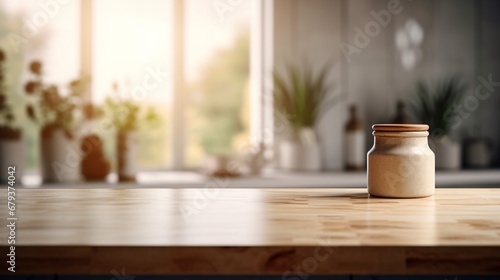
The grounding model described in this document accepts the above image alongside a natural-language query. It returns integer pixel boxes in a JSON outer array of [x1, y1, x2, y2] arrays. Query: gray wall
[[273, 0, 500, 170]]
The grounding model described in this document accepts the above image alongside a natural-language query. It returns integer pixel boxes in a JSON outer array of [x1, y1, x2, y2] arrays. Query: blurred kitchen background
[[0, 0, 499, 187]]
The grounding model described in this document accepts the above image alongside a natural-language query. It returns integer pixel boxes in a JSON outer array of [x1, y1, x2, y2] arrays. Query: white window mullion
[[251, 0, 274, 147], [250, 0, 263, 144], [171, 0, 186, 169], [262, 0, 274, 149]]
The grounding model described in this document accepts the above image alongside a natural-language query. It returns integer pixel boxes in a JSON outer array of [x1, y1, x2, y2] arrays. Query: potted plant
[[104, 83, 160, 182], [410, 77, 467, 170], [0, 49, 24, 184], [273, 62, 337, 171], [24, 61, 85, 183]]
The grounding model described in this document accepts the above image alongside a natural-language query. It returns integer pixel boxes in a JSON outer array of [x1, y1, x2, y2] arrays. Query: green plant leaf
[[273, 61, 337, 133], [411, 76, 467, 135]]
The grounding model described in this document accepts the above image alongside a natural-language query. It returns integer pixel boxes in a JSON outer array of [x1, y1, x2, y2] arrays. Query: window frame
[[80, 0, 272, 171]]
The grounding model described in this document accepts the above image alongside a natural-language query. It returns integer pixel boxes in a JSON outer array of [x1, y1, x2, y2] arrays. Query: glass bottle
[[392, 101, 412, 124], [345, 105, 365, 171]]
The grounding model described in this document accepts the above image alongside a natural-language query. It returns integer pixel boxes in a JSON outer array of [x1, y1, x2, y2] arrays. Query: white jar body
[[367, 132, 435, 198]]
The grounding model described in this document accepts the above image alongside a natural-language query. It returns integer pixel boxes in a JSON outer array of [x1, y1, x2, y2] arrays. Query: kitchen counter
[[1, 188, 500, 275], [19, 169, 500, 188]]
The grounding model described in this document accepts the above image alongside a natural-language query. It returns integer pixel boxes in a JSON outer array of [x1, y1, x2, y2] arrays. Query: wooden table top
[[1, 188, 500, 274]]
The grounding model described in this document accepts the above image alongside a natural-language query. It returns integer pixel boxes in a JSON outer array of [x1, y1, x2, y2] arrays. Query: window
[[184, 0, 252, 167], [93, 0, 173, 169], [0, 0, 266, 172]]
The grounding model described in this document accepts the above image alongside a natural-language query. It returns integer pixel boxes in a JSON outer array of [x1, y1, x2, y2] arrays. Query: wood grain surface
[[1, 188, 499, 275]]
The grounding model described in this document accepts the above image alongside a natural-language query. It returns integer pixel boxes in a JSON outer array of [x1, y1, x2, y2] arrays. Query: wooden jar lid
[[372, 124, 429, 132]]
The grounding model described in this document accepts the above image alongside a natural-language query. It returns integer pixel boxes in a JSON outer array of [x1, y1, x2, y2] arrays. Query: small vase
[[431, 135, 461, 170], [40, 127, 80, 183], [117, 131, 138, 182], [464, 138, 493, 169], [80, 134, 111, 181], [0, 130, 24, 184], [279, 127, 322, 172]]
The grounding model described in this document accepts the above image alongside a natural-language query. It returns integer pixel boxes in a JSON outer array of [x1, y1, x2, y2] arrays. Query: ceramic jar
[[367, 124, 435, 198]]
